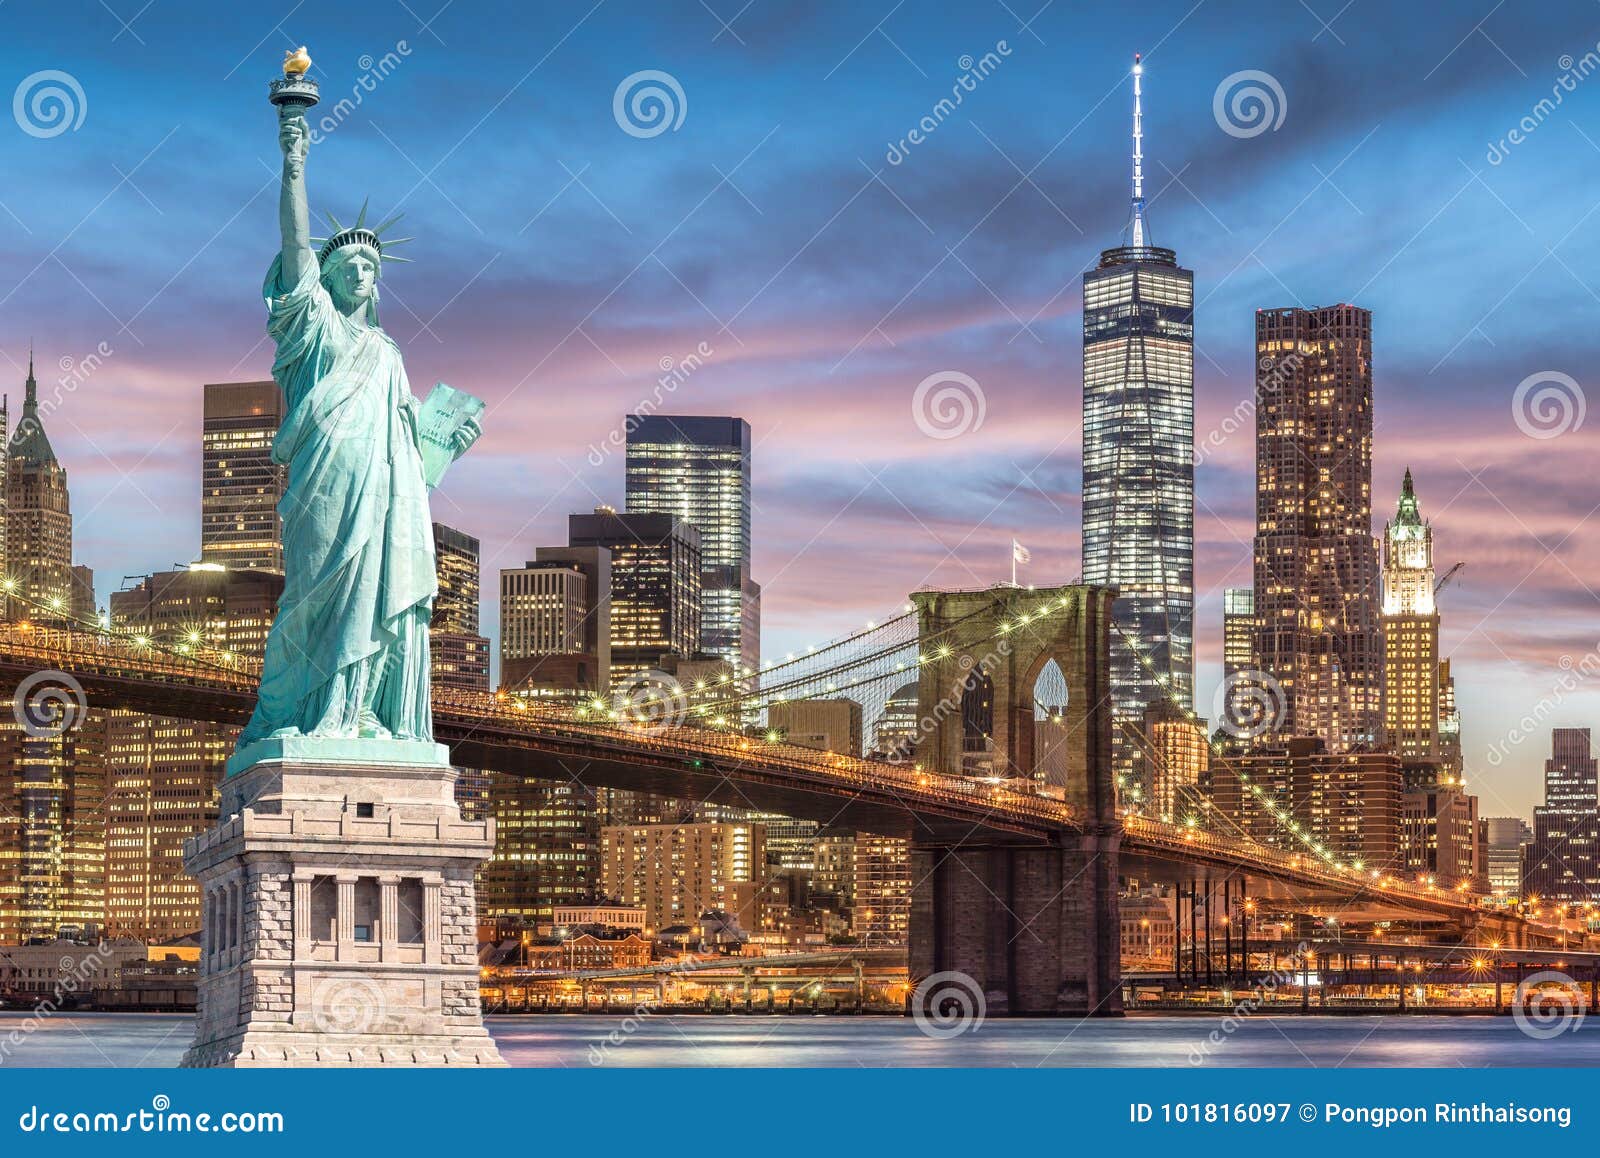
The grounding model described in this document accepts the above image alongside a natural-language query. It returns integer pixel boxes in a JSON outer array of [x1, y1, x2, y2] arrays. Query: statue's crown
[[312, 199, 412, 266]]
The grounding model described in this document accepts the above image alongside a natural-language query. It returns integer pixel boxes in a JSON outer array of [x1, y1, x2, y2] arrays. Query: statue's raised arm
[[278, 109, 314, 287]]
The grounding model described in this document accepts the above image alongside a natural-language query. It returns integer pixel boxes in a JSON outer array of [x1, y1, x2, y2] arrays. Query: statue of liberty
[[234, 57, 482, 766]]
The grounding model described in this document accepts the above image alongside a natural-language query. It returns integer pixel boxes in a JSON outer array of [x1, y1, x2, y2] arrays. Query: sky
[[2, 0, 1599, 819]]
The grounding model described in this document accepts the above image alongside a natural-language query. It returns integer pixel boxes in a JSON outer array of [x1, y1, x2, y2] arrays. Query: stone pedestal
[[180, 749, 505, 1067]]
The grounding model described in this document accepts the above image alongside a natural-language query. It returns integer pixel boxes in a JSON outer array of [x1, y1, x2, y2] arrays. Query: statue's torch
[[269, 46, 320, 118]]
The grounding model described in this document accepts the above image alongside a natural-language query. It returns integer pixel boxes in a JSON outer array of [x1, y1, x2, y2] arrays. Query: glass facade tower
[[1081, 56, 1195, 806], [624, 415, 759, 677]]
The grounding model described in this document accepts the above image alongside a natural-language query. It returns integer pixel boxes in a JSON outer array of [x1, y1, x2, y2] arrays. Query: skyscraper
[[567, 506, 701, 680], [0, 357, 104, 941], [1483, 816, 1531, 898], [1524, 728, 1600, 903], [6, 354, 74, 621], [1382, 470, 1439, 763], [1222, 588, 1254, 681], [200, 381, 285, 573], [624, 415, 760, 677], [1252, 304, 1382, 750], [103, 564, 283, 941], [430, 522, 490, 692], [1081, 55, 1195, 805], [499, 547, 611, 693]]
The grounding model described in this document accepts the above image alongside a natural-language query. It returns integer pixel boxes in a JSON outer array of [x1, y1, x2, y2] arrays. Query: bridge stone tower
[[180, 746, 504, 1066], [907, 584, 1122, 1015]]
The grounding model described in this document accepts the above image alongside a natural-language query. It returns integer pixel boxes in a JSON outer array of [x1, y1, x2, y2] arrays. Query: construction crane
[[1434, 561, 1465, 596]]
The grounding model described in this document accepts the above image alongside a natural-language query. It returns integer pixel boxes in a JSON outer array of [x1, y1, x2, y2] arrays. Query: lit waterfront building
[[1223, 587, 1253, 681], [0, 714, 107, 944], [430, 523, 490, 693], [1484, 816, 1532, 897], [567, 507, 701, 681], [103, 563, 283, 942], [1400, 785, 1479, 887], [1252, 304, 1382, 750], [768, 698, 863, 756], [499, 547, 611, 695], [624, 415, 760, 678], [871, 681, 920, 759], [600, 821, 764, 932], [1208, 736, 1400, 869], [756, 700, 864, 874], [480, 781, 600, 927], [200, 381, 285, 573], [1382, 470, 1439, 762], [851, 833, 910, 946], [1120, 891, 1176, 971], [1081, 55, 1195, 806], [0, 354, 106, 944], [1523, 728, 1600, 903], [1141, 702, 1208, 822]]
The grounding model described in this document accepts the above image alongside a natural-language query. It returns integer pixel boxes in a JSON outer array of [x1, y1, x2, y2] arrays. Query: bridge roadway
[[0, 622, 1509, 929]]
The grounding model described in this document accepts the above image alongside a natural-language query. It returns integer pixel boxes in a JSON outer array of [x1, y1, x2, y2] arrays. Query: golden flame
[[283, 46, 312, 76]]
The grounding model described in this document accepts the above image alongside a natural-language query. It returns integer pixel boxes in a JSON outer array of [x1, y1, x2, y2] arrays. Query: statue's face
[[327, 251, 378, 313]]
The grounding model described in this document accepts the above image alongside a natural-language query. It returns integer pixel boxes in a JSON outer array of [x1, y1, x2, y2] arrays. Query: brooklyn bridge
[[0, 582, 1547, 1014]]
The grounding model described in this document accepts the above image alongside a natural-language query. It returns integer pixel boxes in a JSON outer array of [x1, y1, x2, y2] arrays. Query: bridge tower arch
[[906, 584, 1123, 1016]]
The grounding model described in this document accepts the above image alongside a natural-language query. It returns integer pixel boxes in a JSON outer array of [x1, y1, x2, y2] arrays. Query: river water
[[2, 1012, 1596, 1067]]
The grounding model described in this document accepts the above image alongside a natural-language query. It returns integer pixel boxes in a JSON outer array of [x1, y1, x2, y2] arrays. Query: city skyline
[[2, 2, 1599, 821]]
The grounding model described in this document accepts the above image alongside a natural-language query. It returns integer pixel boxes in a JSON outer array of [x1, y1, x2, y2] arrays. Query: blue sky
[[4, 0, 1600, 817]]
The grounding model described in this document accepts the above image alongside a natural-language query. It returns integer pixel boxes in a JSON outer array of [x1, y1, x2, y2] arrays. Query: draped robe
[[236, 254, 437, 752]]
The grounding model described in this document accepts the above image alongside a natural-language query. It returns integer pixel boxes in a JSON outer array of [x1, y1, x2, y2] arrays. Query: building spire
[[26, 340, 36, 404], [1129, 52, 1148, 248]]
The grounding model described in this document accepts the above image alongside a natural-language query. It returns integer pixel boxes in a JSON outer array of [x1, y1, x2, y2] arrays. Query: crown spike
[[372, 212, 405, 235], [323, 211, 344, 234], [354, 197, 370, 229]]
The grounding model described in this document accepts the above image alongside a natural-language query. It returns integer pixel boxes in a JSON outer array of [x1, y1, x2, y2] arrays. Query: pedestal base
[[181, 754, 505, 1068]]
